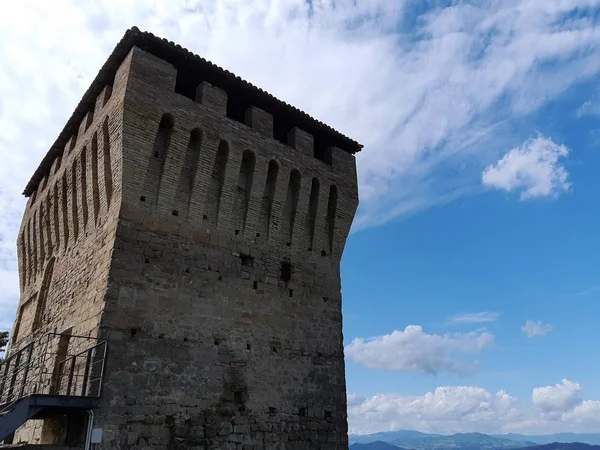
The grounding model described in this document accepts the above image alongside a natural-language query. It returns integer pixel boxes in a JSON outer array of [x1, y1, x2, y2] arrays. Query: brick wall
[[8, 41, 359, 449]]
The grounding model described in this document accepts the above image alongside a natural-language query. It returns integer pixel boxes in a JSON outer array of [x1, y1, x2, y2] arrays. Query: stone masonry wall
[[90, 46, 359, 449], [8, 71, 125, 445]]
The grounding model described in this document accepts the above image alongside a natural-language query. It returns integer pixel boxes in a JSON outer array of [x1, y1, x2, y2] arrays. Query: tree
[[0, 331, 9, 361]]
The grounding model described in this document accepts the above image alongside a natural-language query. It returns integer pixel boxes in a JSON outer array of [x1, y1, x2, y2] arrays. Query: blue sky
[[2, 0, 600, 437]]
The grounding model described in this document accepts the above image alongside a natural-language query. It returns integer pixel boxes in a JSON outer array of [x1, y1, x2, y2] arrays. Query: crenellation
[[51, 156, 62, 176], [288, 127, 314, 157], [8, 29, 360, 449], [196, 81, 227, 116], [94, 85, 113, 120], [80, 110, 94, 137], [245, 105, 274, 138]]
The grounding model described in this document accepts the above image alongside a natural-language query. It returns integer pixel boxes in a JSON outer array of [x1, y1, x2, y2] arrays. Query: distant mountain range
[[349, 430, 600, 450], [349, 444, 600, 450]]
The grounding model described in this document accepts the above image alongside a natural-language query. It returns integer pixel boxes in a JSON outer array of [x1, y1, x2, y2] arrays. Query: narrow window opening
[[130, 328, 138, 338], [299, 407, 307, 417], [324, 410, 332, 420], [214, 339, 221, 346], [53, 185, 61, 252], [172, 210, 179, 216], [269, 407, 278, 415], [240, 253, 254, 267], [280, 260, 292, 283], [246, 342, 252, 350], [234, 391, 243, 403], [140, 196, 146, 202], [253, 281, 258, 290], [288, 289, 294, 298]]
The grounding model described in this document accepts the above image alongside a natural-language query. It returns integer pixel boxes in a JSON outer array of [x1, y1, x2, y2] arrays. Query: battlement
[[23, 27, 362, 198]]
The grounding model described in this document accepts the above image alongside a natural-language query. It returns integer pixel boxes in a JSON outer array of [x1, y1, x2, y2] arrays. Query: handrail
[[0, 333, 108, 406]]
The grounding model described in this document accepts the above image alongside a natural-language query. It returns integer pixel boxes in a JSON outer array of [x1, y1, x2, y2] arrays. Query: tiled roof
[[23, 26, 363, 196]]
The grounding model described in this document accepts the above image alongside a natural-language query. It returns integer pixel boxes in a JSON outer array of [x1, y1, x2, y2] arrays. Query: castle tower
[[4, 27, 361, 449]]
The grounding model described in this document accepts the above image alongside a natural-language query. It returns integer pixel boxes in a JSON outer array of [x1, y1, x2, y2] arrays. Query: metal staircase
[[0, 333, 108, 443]]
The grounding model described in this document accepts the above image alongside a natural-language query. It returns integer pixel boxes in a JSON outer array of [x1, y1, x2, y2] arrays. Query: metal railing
[[0, 333, 108, 406]]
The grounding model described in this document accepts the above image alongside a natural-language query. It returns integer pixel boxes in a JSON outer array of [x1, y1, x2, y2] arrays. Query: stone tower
[[6, 27, 361, 449]]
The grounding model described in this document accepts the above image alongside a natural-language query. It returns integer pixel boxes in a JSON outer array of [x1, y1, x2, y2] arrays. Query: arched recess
[[102, 117, 114, 208], [174, 128, 202, 218], [205, 140, 229, 226], [142, 113, 174, 208], [259, 160, 279, 240], [71, 161, 80, 242], [33, 257, 56, 331], [325, 184, 338, 256], [91, 134, 101, 223], [282, 169, 301, 246], [306, 178, 320, 250], [233, 150, 256, 234], [80, 149, 89, 229], [61, 173, 70, 248], [38, 203, 46, 265], [53, 184, 61, 252]]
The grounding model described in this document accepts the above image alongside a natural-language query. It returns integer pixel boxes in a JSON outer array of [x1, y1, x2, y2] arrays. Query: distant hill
[[351, 431, 441, 444], [350, 431, 600, 448], [493, 435, 600, 446], [391, 432, 535, 450], [350, 441, 404, 450], [514, 443, 600, 450]]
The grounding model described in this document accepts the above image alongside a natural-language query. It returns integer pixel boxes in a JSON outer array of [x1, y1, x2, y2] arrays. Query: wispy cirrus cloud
[[446, 312, 501, 325], [2, 0, 600, 322]]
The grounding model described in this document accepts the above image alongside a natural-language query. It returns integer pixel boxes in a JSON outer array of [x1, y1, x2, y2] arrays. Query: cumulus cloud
[[521, 320, 553, 338], [349, 380, 600, 435], [344, 325, 494, 375], [446, 312, 501, 325], [482, 136, 571, 200], [532, 379, 582, 413]]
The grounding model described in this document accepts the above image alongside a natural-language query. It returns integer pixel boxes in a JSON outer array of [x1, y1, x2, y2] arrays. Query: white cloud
[[532, 379, 582, 413], [1, 2, 600, 325], [344, 325, 494, 375], [482, 136, 571, 200], [348, 379, 600, 435], [446, 312, 501, 325], [521, 320, 553, 338]]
